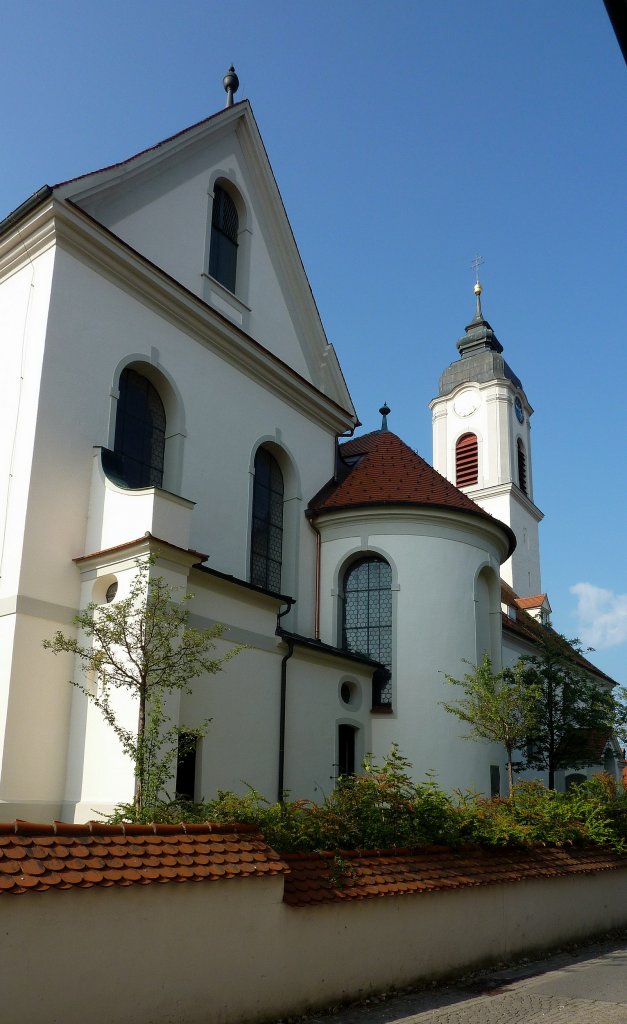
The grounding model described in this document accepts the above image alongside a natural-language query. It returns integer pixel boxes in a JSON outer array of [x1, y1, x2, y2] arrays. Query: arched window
[[342, 557, 392, 706], [250, 448, 284, 592], [209, 184, 239, 292], [517, 439, 527, 495], [113, 367, 166, 488], [456, 433, 478, 487]]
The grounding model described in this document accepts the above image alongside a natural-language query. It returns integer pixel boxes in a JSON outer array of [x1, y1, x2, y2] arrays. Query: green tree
[[442, 655, 541, 796], [516, 630, 626, 790], [43, 556, 238, 819]]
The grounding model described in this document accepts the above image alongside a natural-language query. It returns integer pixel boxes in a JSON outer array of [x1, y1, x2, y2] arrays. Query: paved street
[[294, 936, 627, 1024]]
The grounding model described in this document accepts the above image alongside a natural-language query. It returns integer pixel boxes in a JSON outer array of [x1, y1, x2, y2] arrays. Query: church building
[[0, 72, 619, 822]]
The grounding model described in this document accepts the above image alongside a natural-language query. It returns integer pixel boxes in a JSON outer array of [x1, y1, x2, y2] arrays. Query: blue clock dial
[[514, 397, 524, 424]]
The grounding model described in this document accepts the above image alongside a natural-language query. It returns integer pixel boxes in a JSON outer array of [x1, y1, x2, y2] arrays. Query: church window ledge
[[201, 273, 251, 328]]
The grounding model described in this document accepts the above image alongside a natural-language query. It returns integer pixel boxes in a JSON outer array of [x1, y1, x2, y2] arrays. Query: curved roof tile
[[308, 431, 515, 556]]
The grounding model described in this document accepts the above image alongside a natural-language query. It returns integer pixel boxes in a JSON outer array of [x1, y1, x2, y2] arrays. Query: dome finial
[[379, 402, 391, 431], [471, 253, 485, 318], [223, 66, 239, 108]]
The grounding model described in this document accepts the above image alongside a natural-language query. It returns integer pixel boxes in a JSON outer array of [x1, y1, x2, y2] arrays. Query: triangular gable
[[53, 101, 354, 416]]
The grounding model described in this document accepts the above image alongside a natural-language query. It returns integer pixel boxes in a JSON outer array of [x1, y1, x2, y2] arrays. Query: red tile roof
[[0, 821, 288, 895], [283, 845, 627, 906], [515, 594, 548, 610], [308, 431, 515, 555], [500, 582, 616, 686]]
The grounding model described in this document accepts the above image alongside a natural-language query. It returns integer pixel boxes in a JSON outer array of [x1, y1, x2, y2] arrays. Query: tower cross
[[470, 254, 485, 317], [471, 254, 484, 283]]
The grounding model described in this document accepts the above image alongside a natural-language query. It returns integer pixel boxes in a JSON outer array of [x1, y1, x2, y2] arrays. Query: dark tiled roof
[[283, 845, 627, 906], [0, 821, 288, 895], [308, 431, 515, 555]]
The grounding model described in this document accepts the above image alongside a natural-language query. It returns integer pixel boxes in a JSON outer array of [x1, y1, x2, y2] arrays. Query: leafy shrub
[[109, 751, 627, 855]]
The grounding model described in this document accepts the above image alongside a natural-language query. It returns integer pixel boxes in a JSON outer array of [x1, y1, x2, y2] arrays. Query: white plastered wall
[[315, 507, 510, 795], [3, 869, 627, 1024]]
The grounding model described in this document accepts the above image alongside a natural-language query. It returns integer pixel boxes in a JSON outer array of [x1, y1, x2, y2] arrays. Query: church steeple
[[429, 273, 543, 597]]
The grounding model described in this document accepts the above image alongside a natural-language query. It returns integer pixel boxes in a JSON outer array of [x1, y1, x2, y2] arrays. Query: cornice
[[51, 200, 355, 435], [430, 377, 534, 417], [468, 481, 544, 522], [0, 200, 57, 281], [314, 504, 513, 562]]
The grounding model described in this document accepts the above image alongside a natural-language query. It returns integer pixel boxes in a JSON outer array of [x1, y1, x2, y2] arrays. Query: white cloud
[[570, 582, 627, 650]]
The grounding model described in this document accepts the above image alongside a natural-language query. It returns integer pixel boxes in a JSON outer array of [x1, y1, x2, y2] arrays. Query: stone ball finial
[[223, 66, 240, 107]]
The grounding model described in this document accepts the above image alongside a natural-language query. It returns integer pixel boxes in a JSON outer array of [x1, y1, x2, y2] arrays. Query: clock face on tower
[[453, 389, 480, 418], [514, 396, 524, 424]]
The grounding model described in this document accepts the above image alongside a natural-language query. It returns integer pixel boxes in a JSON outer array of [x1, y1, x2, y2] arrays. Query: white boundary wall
[[3, 869, 627, 1024]]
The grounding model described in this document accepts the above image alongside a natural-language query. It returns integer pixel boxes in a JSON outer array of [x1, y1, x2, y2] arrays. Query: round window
[[340, 682, 352, 705], [105, 581, 118, 604]]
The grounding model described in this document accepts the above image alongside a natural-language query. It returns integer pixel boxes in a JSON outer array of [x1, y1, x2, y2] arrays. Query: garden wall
[[2, 822, 627, 1024]]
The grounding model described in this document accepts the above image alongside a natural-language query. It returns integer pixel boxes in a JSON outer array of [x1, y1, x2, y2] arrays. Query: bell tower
[[430, 274, 543, 597]]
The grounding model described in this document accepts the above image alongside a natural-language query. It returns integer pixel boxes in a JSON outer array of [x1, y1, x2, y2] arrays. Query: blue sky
[[3, 1, 625, 681]]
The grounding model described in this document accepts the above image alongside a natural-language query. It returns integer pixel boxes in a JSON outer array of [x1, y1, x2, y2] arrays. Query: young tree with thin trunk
[[442, 655, 541, 796], [44, 556, 238, 819], [516, 631, 626, 790]]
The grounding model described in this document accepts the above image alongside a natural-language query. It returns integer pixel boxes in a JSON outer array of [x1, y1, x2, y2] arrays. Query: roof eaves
[[277, 628, 382, 669], [193, 563, 294, 606]]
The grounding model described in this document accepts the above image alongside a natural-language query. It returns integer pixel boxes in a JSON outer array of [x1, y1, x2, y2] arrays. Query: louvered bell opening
[[517, 440, 527, 495], [456, 433, 478, 487]]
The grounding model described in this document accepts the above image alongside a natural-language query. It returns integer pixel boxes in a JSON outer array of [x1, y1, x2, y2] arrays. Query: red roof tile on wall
[[283, 845, 627, 906], [0, 821, 288, 895]]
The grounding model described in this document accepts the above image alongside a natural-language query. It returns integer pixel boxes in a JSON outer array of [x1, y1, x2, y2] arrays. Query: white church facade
[[0, 77, 619, 822]]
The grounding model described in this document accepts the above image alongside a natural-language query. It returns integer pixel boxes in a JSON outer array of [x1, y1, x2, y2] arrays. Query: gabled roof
[[308, 429, 516, 555], [515, 593, 550, 611], [0, 99, 357, 423], [500, 582, 616, 686]]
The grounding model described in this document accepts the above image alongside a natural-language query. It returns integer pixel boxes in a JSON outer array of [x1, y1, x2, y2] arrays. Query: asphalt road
[[291, 935, 627, 1024]]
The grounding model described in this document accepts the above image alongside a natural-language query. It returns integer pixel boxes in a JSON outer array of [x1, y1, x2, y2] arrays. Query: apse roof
[[308, 429, 516, 556]]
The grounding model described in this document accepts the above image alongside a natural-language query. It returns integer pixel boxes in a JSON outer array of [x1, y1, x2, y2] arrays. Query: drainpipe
[[307, 516, 322, 640], [307, 425, 356, 641], [276, 600, 295, 805]]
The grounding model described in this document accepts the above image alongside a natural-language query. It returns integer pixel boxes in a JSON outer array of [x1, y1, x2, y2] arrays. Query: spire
[[379, 403, 391, 431], [223, 66, 239, 108], [456, 258, 503, 357]]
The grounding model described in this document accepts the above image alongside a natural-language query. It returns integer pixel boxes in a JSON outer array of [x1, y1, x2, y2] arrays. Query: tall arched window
[[342, 557, 392, 705], [209, 184, 239, 292], [456, 433, 478, 487], [113, 367, 166, 488], [517, 439, 527, 495], [250, 448, 284, 592]]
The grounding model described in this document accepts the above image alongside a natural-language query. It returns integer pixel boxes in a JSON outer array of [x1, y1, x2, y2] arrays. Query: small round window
[[340, 682, 352, 705], [105, 581, 118, 604]]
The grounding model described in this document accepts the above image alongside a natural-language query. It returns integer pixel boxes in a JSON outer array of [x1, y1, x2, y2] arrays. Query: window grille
[[342, 557, 392, 706], [250, 448, 284, 592], [209, 185, 239, 292], [113, 368, 166, 488], [455, 433, 478, 487]]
